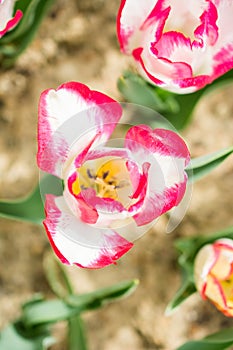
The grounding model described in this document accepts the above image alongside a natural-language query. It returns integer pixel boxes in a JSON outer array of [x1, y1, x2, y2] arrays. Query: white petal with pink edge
[[211, 239, 233, 280], [0, 0, 22, 37], [44, 194, 133, 269], [117, 0, 156, 53], [125, 126, 190, 225], [37, 82, 122, 178], [135, 30, 213, 93], [118, 0, 233, 93], [194, 243, 216, 294]]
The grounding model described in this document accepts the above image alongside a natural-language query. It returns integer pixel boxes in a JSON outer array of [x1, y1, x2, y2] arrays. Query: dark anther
[[102, 171, 109, 179], [87, 169, 95, 179]]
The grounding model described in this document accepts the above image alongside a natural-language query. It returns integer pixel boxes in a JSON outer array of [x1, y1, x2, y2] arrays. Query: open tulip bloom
[[117, 0, 233, 94], [194, 239, 233, 317], [37, 82, 190, 268], [0, 0, 22, 38]]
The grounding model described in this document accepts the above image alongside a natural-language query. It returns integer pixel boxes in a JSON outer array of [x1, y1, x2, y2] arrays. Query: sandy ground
[[0, 1, 233, 349]]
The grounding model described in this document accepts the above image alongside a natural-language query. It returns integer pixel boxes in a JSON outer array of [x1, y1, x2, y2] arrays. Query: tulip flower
[[37, 81, 190, 268], [117, 0, 233, 94], [0, 0, 22, 38], [194, 238, 233, 317]]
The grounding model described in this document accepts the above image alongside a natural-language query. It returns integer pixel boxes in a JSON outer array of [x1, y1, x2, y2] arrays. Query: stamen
[[74, 158, 133, 206], [87, 168, 96, 179], [102, 171, 109, 180]]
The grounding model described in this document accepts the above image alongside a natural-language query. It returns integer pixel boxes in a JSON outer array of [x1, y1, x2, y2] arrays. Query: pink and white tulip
[[117, 0, 233, 94], [194, 239, 233, 317], [0, 0, 22, 38], [37, 81, 190, 269]]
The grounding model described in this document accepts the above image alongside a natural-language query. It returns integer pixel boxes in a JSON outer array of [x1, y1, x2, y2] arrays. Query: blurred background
[[0, 0, 233, 349]]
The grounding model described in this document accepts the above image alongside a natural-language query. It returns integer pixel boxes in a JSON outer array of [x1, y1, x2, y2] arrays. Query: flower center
[[72, 158, 133, 207]]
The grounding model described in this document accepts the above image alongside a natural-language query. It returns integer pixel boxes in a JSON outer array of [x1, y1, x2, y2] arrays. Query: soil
[[0, 1, 233, 349]]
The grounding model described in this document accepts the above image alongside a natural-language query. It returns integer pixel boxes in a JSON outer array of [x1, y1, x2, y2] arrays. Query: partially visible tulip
[[117, 0, 233, 94], [0, 0, 22, 38], [37, 81, 190, 269], [194, 238, 233, 317]]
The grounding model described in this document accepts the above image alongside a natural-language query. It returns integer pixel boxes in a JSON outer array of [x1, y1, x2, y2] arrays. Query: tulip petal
[[134, 31, 212, 93], [118, 0, 233, 93], [0, 10, 22, 37], [205, 274, 228, 310], [211, 240, 233, 280], [125, 125, 190, 164], [44, 194, 133, 268], [117, 0, 158, 53], [0, 0, 22, 38], [194, 244, 217, 296], [125, 126, 190, 225], [37, 82, 122, 177]]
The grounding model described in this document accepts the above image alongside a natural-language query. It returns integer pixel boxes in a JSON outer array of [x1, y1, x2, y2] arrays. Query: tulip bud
[[194, 239, 233, 317]]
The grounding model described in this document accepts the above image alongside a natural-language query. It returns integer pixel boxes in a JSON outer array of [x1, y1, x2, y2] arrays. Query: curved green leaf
[[43, 252, 74, 298], [0, 175, 62, 224], [118, 71, 167, 112], [186, 146, 233, 182], [66, 279, 139, 310], [23, 300, 76, 326], [0, 322, 54, 350], [23, 279, 139, 327], [0, 183, 44, 224], [117, 71, 204, 130], [166, 280, 196, 315], [177, 328, 233, 350], [0, 0, 55, 65], [118, 69, 233, 130]]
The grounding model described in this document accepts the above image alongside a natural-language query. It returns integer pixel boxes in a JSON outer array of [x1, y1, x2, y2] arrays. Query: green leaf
[[186, 146, 233, 182], [166, 280, 196, 315], [0, 0, 55, 65], [0, 321, 54, 350], [176, 328, 233, 350], [0, 175, 62, 224], [68, 316, 88, 350], [0, 183, 44, 224], [117, 71, 204, 130], [175, 226, 233, 259], [23, 300, 77, 327], [22, 294, 45, 310], [23, 279, 139, 327], [43, 252, 74, 298], [118, 71, 167, 112], [118, 69, 233, 130], [66, 279, 139, 310]]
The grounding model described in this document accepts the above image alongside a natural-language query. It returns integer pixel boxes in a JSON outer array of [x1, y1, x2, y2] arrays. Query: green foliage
[[68, 316, 88, 350], [43, 252, 74, 299], [0, 175, 62, 224], [118, 71, 203, 130], [0, 321, 54, 350], [0, 0, 55, 66], [176, 328, 233, 350], [0, 183, 44, 224], [22, 279, 139, 327], [0, 251, 138, 350], [118, 69, 233, 130], [186, 146, 233, 182], [66, 279, 139, 309], [167, 226, 233, 313]]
